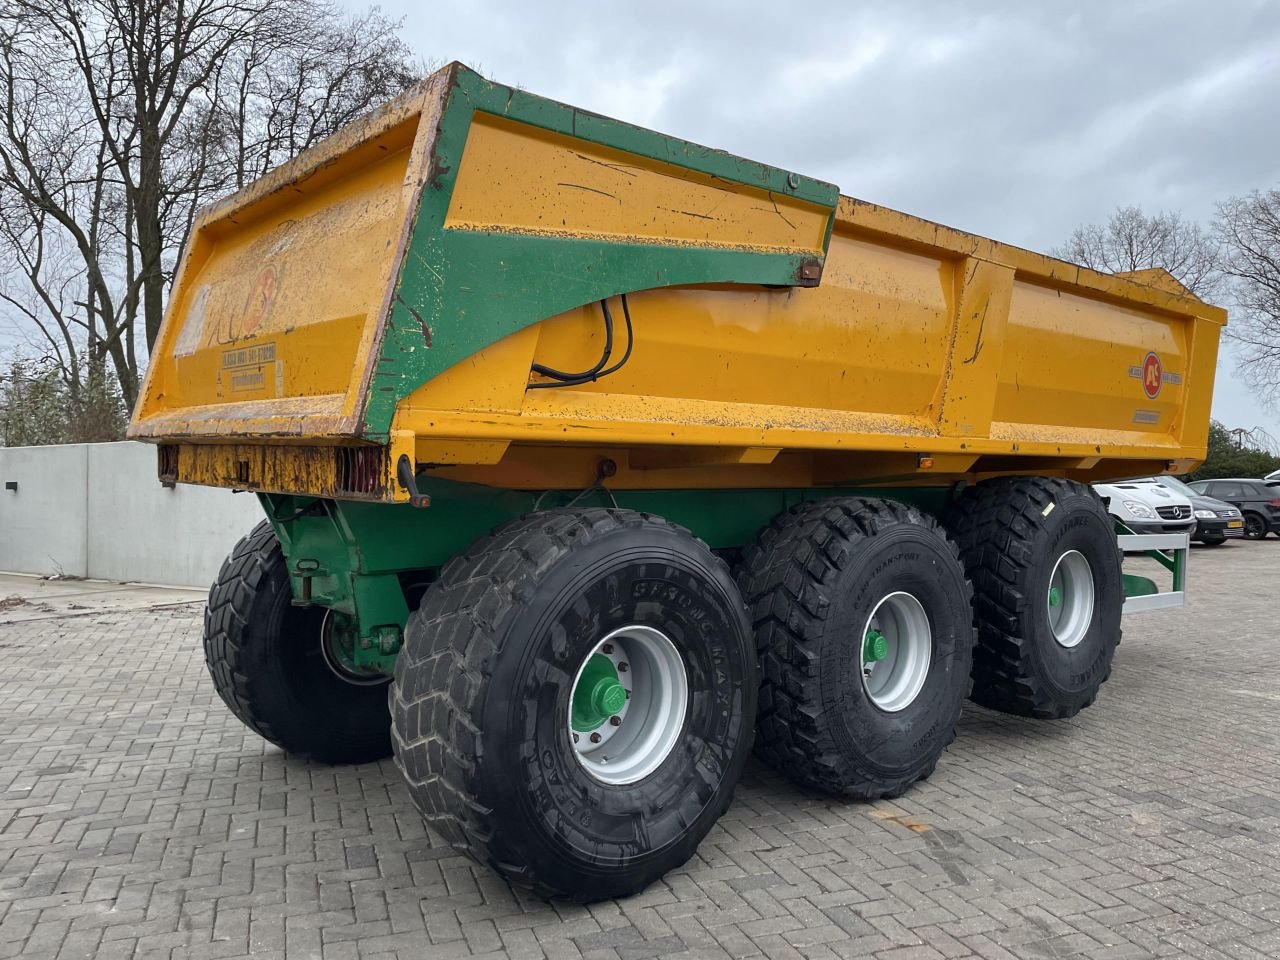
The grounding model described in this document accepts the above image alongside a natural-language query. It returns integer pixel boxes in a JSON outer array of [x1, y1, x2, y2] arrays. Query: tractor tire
[[204, 521, 394, 764], [737, 498, 974, 799], [390, 508, 755, 902], [944, 477, 1123, 719]]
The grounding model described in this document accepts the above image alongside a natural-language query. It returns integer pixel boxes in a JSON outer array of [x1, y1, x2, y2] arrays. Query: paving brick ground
[[1, 540, 1278, 960]]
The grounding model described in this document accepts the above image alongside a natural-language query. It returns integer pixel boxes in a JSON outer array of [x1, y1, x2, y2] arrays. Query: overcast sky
[[366, 0, 1280, 439]]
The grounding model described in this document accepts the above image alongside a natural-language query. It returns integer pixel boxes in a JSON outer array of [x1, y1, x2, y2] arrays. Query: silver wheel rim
[[1047, 550, 1094, 649], [861, 592, 932, 713], [568, 625, 688, 785]]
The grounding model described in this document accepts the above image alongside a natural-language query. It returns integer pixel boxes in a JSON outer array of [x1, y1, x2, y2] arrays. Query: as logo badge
[[1141, 351, 1162, 400]]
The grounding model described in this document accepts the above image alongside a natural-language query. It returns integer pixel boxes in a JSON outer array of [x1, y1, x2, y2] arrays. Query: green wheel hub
[[863, 628, 888, 663], [1048, 586, 1062, 607], [568, 625, 689, 786], [571, 654, 627, 732], [860, 592, 932, 712]]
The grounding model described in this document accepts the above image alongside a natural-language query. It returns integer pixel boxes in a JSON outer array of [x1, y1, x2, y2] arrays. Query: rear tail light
[[1268, 499, 1280, 508], [158, 444, 179, 482], [334, 446, 385, 497]]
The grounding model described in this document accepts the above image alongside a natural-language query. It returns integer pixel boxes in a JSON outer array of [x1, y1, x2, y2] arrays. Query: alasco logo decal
[[230, 265, 280, 340], [1128, 351, 1182, 400]]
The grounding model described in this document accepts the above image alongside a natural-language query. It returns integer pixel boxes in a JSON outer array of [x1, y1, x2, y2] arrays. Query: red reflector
[[157, 444, 179, 482], [1268, 499, 1280, 508], [334, 447, 384, 497]]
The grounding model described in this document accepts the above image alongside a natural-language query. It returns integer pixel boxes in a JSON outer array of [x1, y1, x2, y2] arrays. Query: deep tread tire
[[390, 508, 755, 902], [944, 477, 1123, 719], [204, 521, 393, 764], [737, 498, 975, 799]]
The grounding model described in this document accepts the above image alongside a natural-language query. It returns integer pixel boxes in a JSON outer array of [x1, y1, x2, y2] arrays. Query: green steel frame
[[270, 484, 1189, 678], [263, 478, 952, 673]]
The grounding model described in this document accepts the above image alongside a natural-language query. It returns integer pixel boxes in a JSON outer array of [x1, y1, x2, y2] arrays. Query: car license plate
[[1228, 520, 1243, 528]]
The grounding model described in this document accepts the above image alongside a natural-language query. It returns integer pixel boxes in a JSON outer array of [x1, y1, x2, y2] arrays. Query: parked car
[[1093, 478, 1197, 540], [1152, 475, 1244, 545], [1187, 478, 1280, 540]]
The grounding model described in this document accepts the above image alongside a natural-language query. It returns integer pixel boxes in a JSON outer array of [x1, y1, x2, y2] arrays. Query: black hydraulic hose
[[527, 295, 634, 389]]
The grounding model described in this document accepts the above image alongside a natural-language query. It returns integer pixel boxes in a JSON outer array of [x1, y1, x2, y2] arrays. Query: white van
[[1092, 477, 1196, 534]]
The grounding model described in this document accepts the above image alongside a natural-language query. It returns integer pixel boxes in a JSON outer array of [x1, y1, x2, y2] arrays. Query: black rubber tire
[[204, 521, 393, 764], [1243, 513, 1267, 540], [944, 477, 1123, 719], [737, 498, 974, 799], [1198, 536, 1227, 547], [390, 508, 755, 902]]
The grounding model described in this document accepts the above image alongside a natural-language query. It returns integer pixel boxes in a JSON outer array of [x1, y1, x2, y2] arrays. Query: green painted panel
[[1123, 574, 1159, 599], [361, 66, 839, 438], [262, 479, 951, 656]]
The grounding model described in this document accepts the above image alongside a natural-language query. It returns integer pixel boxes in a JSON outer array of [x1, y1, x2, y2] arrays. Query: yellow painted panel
[[133, 69, 456, 440], [397, 229, 954, 432], [445, 113, 829, 253], [996, 281, 1188, 439], [165, 316, 366, 406], [131, 62, 1226, 494], [160, 140, 412, 409]]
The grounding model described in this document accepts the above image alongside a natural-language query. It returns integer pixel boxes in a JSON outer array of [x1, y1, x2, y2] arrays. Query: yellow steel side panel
[[390, 194, 1226, 490], [993, 281, 1188, 441], [445, 113, 829, 254], [132, 72, 453, 440], [139, 134, 411, 432], [929, 258, 1015, 440], [1171, 310, 1221, 455], [163, 148, 410, 406], [395, 228, 956, 440]]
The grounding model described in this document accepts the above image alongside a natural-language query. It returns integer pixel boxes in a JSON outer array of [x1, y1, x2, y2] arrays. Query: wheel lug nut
[[602, 643, 614, 654], [609, 715, 621, 726], [590, 732, 602, 743], [618, 662, 628, 672], [572, 733, 579, 743]]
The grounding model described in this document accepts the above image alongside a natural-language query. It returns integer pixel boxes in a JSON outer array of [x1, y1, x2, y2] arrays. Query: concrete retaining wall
[[0, 441, 263, 587]]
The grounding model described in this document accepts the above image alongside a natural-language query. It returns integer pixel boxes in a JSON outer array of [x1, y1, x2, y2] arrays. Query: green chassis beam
[[262, 478, 950, 672]]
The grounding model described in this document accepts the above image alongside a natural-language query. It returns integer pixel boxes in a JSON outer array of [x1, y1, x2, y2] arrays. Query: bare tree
[[1052, 206, 1224, 300], [1217, 190, 1280, 408], [0, 0, 419, 420], [0, 26, 129, 419]]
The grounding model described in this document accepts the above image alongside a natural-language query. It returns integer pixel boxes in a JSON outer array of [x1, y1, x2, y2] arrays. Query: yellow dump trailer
[[130, 63, 1224, 901]]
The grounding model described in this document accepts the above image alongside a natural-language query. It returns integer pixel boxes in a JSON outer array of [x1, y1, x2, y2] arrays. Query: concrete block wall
[[0, 441, 263, 587], [0, 444, 91, 579]]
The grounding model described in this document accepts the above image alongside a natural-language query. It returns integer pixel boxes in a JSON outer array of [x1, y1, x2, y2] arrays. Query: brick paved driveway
[[2, 541, 1279, 960]]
